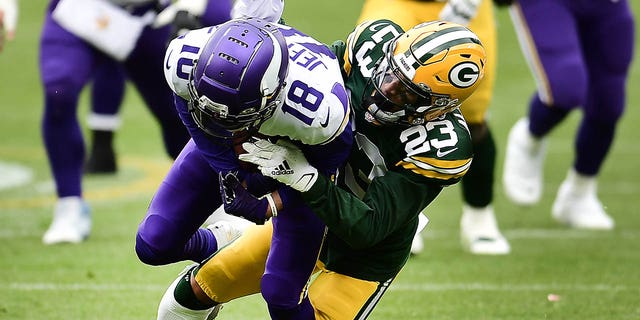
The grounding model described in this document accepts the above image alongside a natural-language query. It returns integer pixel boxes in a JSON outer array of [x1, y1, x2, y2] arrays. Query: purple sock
[[574, 117, 615, 176], [183, 228, 219, 262], [527, 94, 570, 138]]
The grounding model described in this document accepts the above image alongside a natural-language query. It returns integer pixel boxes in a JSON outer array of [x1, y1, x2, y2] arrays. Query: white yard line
[[5, 283, 165, 291], [390, 283, 635, 292], [3, 282, 634, 293], [0, 161, 33, 190], [421, 229, 639, 240]]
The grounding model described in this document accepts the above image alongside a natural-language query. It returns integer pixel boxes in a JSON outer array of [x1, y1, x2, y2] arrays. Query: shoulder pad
[[344, 19, 403, 78], [163, 27, 217, 99]]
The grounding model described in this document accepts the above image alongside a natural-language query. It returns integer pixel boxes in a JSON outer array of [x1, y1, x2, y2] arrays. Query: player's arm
[[302, 170, 440, 248], [439, 0, 481, 26], [238, 139, 439, 248], [220, 131, 352, 224]]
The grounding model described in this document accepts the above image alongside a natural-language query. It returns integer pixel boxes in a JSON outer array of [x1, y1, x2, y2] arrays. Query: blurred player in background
[[156, 19, 485, 319], [84, 61, 127, 174], [502, 0, 635, 230], [0, 0, 17, 52], [85, 0, 237, 174], [39, 0, 234, 245], [356, 0, 511, 255]]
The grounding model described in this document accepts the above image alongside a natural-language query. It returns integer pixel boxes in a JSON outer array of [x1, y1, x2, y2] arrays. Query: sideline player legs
[[39, 0, 235, 245], [502, 0, 633, 230]]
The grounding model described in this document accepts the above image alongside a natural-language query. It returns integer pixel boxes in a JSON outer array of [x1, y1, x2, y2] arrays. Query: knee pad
[[261, 273, 305, 309], [135, 214, 183, 265]]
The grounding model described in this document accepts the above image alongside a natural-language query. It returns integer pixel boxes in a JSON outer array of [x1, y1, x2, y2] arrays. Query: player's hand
[[244, 172, 279, 197], [439, 0, 481, 26], [0, 0, 18, 52], [231, 0, 284, 23], [153, 0, 207, 28], [219, 171, 268, 224], [239, 139, 318, 192]]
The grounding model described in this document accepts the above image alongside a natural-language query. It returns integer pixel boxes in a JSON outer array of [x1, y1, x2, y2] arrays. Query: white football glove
[[439, 0, 481, 26], [231, 0, 284, 23], [238, 139, 318, 192], [153, 0, 207, 28], [0, 0, 18, 45]]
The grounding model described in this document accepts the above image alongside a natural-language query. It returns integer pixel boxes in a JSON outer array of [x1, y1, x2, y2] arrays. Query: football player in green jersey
[[157, 20, 486, 319], [357, 0, 511, 256]]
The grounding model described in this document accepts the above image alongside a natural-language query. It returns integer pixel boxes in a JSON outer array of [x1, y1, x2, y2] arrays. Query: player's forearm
[[301, 175, 385, 248]]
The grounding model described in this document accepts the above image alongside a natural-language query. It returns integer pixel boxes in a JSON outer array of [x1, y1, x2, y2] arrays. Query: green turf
[[1, 1, 639, 319]]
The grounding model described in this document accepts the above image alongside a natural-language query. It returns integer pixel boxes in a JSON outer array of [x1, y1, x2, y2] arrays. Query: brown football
[[232, 131, 259, 171]]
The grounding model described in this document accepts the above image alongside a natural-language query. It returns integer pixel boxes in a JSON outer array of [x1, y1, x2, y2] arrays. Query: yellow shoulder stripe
[[395, 156, 472, 181]]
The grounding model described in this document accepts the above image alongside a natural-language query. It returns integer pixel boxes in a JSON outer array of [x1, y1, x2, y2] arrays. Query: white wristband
[[265, 193, 278, 218]]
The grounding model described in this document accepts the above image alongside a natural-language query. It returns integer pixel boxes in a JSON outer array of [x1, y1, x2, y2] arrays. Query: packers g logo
[[449, 62, 480, 88]]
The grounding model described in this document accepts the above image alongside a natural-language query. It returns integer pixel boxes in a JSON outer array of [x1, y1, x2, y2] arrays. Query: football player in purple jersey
[[502, 0, 635, 230], [38, 0, 234, 245], [137, 17, 351, 319]]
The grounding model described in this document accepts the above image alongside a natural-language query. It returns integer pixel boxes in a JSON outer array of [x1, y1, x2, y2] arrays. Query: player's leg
[[157, 222, 272, 320], [39, 6, 96, 245], [552, 1, 634, 230], [85, 58, 126, 174], [309, 261, 394, 320], [457, 0, 510, 255], [124, 22, 189, 159], [135, 140, 240, 266], [261, 206, 326, 319], [460, 125, 510, 255], [503, 0, 581, 205]]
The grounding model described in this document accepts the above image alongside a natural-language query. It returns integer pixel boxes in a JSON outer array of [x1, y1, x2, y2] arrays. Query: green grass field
[[1, 1, 639, 319]]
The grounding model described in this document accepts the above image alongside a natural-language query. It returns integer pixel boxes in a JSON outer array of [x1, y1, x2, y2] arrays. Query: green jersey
[[301, 20, 474, 282]]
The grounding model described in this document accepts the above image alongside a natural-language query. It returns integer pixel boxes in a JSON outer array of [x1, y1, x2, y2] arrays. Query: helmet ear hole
[[188, 18, 289, 138]]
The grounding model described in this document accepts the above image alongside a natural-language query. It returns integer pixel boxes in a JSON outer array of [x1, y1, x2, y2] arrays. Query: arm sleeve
[[301, 171, 441, 249], [174, 94, 241, 175]]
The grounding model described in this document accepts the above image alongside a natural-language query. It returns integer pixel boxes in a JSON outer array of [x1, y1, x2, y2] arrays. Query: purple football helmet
[[187, 18, 289, 138]]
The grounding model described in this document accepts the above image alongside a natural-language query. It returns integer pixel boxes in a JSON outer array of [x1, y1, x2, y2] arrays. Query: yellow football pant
[[195, 221, 391, 319]]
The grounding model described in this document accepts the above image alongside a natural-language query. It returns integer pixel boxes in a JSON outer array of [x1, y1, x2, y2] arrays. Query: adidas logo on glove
[[270, 161, 294, 176]]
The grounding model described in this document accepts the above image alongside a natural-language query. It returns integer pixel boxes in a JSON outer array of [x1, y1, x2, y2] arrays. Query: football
[[232, 131, 259, 171]]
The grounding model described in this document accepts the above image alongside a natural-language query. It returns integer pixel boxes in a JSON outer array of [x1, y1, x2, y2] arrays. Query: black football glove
[[219, 172, 268, 224]]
